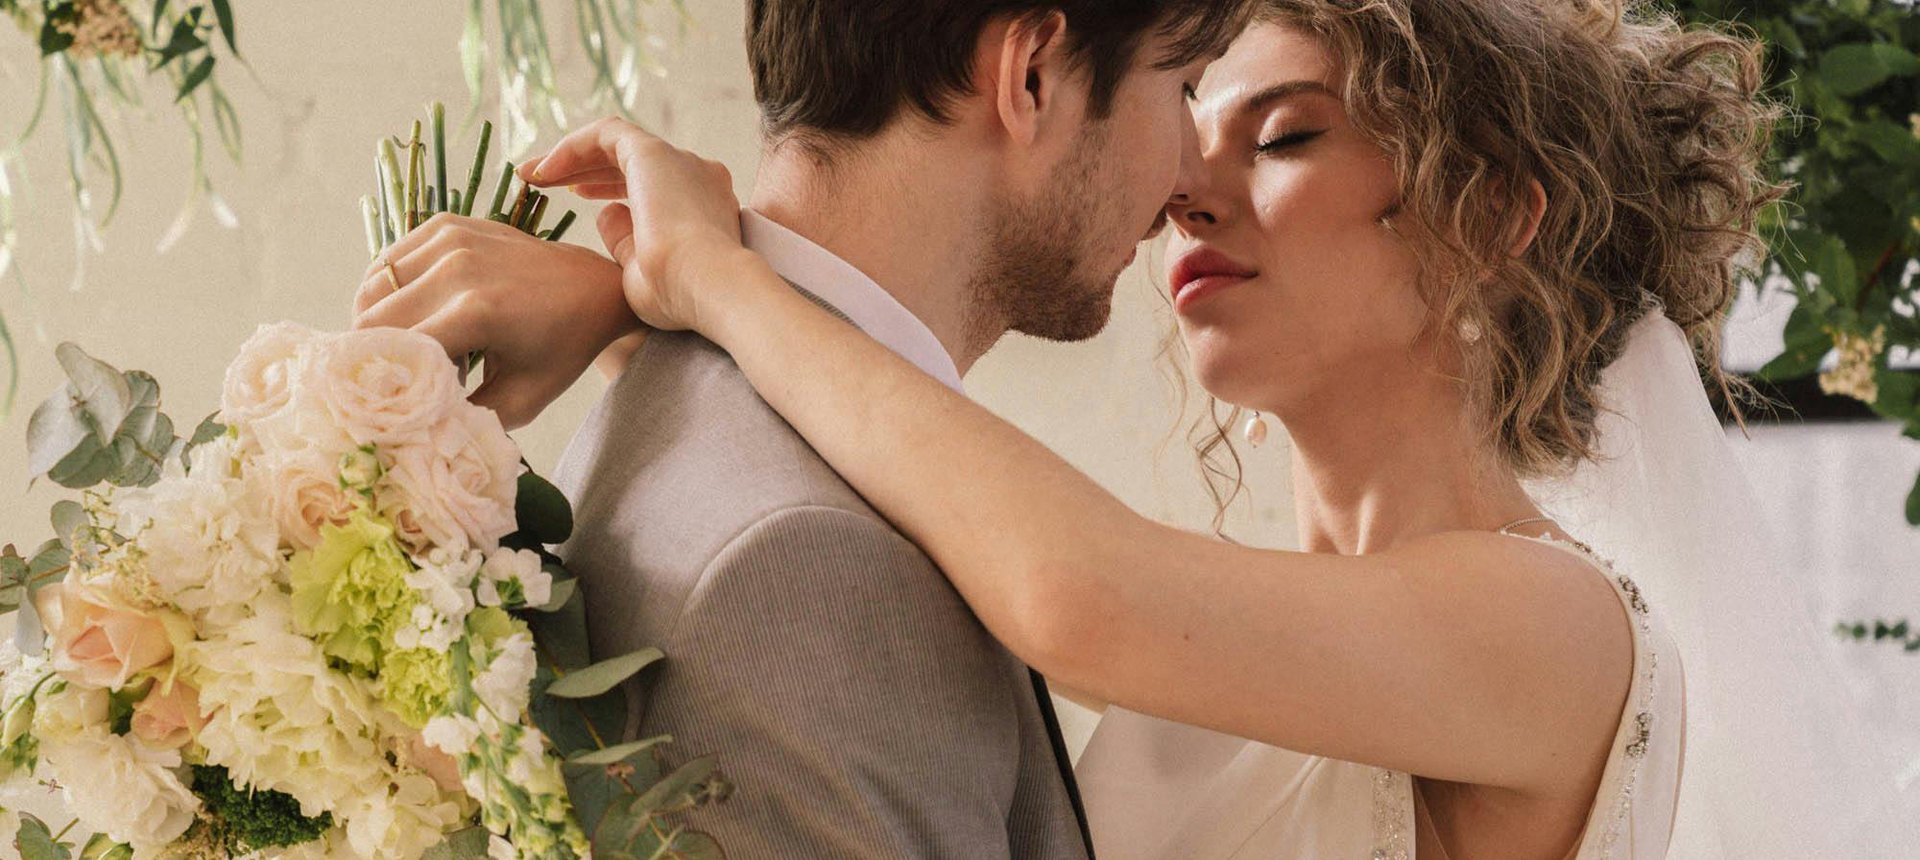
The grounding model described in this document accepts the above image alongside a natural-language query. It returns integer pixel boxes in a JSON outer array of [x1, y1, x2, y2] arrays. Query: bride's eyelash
[[1182, 83, 1199, 101], [1256, 129, 1327, 154]]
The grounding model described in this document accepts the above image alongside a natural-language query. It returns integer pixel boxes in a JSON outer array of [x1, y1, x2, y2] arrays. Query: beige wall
[[0, 2, 1298, 757]]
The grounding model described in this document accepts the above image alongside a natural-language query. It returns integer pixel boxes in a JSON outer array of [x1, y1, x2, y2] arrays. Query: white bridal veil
[[1528, 301, 1917, 856]]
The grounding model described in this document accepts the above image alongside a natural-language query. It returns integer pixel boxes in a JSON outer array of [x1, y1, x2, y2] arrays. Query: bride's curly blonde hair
[[1179, 0, 1787, 532]]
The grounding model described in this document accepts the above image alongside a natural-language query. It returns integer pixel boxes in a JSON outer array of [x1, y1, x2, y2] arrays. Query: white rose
[[377, 404, 521, 554], [32, 680, 108, 744], [220, 321, 320, 428], [115, 438, 280, 626], [308, 328, 461, 448], [39, 727, 199, 848], [478, 547, 550, 608], [260, 447, 361, 551]]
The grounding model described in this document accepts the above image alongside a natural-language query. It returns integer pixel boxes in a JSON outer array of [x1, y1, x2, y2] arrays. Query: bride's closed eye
[[1255, 129, 1327, 156]]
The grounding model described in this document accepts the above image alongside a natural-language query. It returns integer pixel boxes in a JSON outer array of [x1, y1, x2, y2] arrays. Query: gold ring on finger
[[384, 261, 403, 292]]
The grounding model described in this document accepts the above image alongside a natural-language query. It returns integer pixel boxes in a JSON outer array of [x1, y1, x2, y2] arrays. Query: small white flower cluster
[[0, 323, 580, 859]]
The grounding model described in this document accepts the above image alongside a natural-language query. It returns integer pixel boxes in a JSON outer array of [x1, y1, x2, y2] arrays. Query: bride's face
[[1165, 22, 1428, 416]]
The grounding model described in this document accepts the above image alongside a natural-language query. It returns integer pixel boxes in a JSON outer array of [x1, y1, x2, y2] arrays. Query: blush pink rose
[[130, 681, 209, 750], [263, 449, 361, 550], [220, 321, 319, 428], [308, 328, 461, 447], [377, 403, 521, 553], [36, 583, 175, 691]]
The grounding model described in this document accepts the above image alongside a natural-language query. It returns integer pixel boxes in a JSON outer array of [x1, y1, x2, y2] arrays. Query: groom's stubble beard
[[966, 124, 1125, 350]]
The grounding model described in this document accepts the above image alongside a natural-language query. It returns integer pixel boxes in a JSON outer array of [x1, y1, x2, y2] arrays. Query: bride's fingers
[[597, 202, 637, 264], [521, 116, 663, 187], [570, 183, 629, 200], [470, 371, 537, 431], [358, 256, 464, 331]]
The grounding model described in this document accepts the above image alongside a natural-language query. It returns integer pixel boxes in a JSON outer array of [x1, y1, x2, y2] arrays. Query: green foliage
[[189, 764, 335, 854], [1837, 617, 1920, 651], [13, 814, 70, 860], [1667, 1, 1920, 514], [25, 343, 199, 491]]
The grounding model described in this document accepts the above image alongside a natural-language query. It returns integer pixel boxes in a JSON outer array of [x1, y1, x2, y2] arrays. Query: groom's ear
[[983, 11, 1078, 149]]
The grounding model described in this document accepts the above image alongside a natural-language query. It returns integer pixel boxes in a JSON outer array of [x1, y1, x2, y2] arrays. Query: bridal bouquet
[[2, 325, 727, 858]]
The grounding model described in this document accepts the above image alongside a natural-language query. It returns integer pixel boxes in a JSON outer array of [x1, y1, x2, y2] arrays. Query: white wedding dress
[[1074, 532, 1685, 860]]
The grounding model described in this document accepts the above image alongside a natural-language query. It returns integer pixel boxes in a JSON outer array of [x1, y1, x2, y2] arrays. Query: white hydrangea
[[114, 437, 280, 627], [478, 548, 552, 609], [339, 768, 469, 860], [186, 592, 390, 818], [39, 726, 199, 848]]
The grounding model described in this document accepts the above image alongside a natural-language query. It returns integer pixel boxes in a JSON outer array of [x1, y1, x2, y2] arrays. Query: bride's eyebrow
[[1233, 80, 1337, 117]]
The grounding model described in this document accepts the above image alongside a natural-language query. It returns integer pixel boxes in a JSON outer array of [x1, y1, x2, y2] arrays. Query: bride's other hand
[[519, 117, 767, 335], [353, 213, 643, 430]]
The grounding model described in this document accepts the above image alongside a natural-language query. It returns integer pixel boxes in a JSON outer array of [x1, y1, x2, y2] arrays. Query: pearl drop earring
[[1458, 318, 1485, 344], [1240, 411, 1270, 447]]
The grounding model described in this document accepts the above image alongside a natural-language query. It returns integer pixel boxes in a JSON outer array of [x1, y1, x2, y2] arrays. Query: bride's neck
[[1282, 380, 1535, 556], [749, 140, 996, 374]]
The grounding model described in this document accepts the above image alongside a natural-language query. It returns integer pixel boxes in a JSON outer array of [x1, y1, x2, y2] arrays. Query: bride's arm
[[682, 250, 1626, 792], [519, 120, 1634, 795]]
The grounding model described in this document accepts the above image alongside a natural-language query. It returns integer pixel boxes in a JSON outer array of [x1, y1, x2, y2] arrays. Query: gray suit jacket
[[553, 324, 1092, 859]]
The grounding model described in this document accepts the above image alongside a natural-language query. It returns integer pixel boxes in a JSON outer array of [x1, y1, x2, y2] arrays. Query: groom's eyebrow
[[1235, 80, 1337, 116]]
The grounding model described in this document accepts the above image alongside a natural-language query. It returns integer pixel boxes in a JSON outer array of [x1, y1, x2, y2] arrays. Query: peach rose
[[377, 403, 521, 553], [130, 681, 209, 751], [36, 583, 176, 691], [404, 731, 465, 795], [221, 321, 319, 428]]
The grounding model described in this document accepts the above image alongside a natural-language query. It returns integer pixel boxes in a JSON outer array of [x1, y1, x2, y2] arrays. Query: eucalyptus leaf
[[421, 826, 492, 860], [47, 432, 117, 489], [632, 754, 723, 813], [1907, 471, 1920, 527], [25, 384, 88, 479], [77, 833, 131, 860], [514, 470, 574, 545], [50, 500, 87, 550], [546, 648, 663, 699], [535, 575, 578, 612], [54, 344, 131, 445], [181, 412, 226, 470], [13, 813, 72, 860], [568, 735, 672, 766]]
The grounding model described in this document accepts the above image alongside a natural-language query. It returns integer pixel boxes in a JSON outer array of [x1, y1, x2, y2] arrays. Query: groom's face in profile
[[980, 36, 1217, 344], [746, 0, 1252, 342]]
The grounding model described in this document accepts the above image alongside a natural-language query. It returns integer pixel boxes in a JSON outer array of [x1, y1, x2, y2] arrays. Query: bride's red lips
[[1168, 248, 1258, 312]]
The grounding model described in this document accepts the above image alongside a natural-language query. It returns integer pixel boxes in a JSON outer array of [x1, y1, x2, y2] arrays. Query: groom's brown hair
[[747, 0, 1253, 146]]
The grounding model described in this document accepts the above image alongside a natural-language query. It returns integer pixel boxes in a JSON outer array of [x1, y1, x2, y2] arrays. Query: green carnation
[[289, 508, 417, 673], [381, 646, 452, 728]]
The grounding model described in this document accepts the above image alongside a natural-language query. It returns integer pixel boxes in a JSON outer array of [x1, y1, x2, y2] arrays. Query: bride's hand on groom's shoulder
[[518, 117, 755, 336], [352, 212, 644, 430]]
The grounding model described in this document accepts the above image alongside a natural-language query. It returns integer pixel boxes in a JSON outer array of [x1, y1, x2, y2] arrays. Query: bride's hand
[[353, 213, 642, 430], [518, 117, 752, 334]]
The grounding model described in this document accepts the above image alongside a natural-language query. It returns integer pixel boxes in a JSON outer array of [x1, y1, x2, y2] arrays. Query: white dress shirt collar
[[740, 208, 965, 394]]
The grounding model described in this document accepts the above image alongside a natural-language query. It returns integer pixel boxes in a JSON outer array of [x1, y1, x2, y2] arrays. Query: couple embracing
[[354, 1, 1852, 856]]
